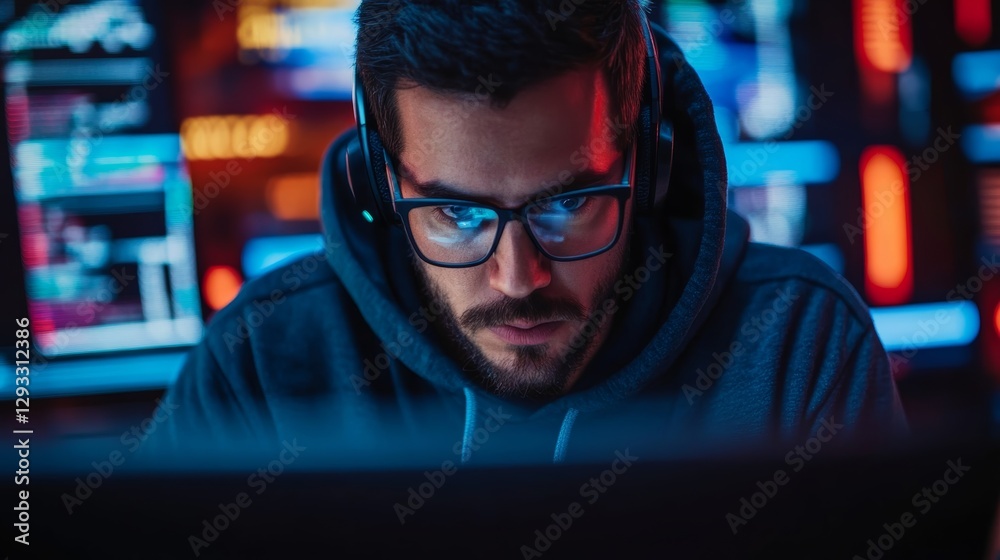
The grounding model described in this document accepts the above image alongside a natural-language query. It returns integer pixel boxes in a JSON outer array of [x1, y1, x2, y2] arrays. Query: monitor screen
[[2, 0, 202, 356]]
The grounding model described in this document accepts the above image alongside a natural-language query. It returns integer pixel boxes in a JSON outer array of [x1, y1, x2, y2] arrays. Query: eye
[[538, 196, 590, 214], [557, 197, 588, 211], [434, 205, 492, 229], [442, 205, 475, 220]]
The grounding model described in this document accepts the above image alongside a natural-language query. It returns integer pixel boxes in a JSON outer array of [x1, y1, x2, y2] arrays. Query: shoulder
[[201, 251, 351, 354], [222, 250, 342, 314], [232, 250, 341, 305], [734, 242, 874, 330]]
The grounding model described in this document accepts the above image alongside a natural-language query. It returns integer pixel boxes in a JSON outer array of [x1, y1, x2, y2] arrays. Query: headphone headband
[[345, 10, 672, 227]]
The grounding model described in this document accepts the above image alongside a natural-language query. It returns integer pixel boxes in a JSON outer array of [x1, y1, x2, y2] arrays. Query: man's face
[[394, 68, 632, 398]]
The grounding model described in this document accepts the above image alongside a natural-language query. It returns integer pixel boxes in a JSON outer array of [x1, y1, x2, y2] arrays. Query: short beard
[[412, 238, 630, 399]]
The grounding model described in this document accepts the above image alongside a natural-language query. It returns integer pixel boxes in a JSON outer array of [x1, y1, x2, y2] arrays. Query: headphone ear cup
[[345, 129, 397, 227], [634, 106, 655, 216], [654, 121, 674, 211], [345, 135, 381, 225], [364, 128, 397, 226]]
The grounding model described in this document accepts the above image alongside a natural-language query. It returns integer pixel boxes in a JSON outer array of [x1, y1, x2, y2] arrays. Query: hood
[[318, 23, 750, 461]]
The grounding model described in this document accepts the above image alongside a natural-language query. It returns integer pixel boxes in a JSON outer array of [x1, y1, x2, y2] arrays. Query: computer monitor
[[1, 0, 202, 358]]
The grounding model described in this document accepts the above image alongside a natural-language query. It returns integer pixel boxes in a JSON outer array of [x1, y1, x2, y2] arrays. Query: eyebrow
[[399, 164, 620, 205]]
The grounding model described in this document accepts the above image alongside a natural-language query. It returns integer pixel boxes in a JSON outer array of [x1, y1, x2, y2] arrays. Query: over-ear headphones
[[345, 10, 674, 228]]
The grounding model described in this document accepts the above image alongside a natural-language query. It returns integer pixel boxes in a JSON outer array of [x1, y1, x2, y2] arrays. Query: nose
[[488, 220, 551, 299]]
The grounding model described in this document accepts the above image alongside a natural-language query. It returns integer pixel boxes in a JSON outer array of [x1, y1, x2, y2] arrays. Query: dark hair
[[354, 0, 649, 162]]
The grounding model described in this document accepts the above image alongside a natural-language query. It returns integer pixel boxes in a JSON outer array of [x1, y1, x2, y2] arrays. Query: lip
[[487, 321, 564, 345]]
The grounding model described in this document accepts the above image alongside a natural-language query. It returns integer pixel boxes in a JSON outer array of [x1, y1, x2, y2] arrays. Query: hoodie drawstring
[[553, 408, 579, 463], [461, 388, 580, 464], [461, 387, 477, 464]]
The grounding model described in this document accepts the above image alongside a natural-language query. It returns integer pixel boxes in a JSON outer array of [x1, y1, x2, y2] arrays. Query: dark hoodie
[[155, 28, 907, 466]]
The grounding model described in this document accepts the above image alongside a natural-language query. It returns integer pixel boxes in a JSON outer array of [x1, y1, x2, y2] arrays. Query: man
[[157, 0, 906, 463]]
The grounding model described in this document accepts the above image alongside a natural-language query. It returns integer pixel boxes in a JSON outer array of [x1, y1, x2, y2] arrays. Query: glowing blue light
[[14, 134, 184, 200], [362, 210, 374, 223], [870, 301, 980, 352], [738, 78, 797, 140], [953, 50, 1000, 100], [725, 140, 840, 187], [242, 234, 325, 278], [714, 106, 739, 144], [962, 125, 1000, 163], [899, 58, 931, 146], [266, 7, 360, 100], [0, 352, 187, 397], [799, 243, 844, 274]]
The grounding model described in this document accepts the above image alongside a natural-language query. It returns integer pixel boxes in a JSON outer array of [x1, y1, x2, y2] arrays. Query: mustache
[[459, 292, 587, 331]]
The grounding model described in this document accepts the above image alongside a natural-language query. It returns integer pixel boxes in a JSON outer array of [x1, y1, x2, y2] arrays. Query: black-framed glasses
[[385, 147, 635, 268]]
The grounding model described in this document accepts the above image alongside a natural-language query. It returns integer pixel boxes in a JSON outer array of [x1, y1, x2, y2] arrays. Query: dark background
[[0, 0, 998, 556]]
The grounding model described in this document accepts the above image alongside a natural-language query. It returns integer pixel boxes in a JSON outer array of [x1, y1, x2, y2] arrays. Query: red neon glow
[[854, 0, 913, 73], [5, 91, 29, 146], [859, 64, 897, 106], [860, 146, 914, 306], [988, 295, 1000, 385], [955, 0, 992, 47], [28, 301, 55, 344], [204, 266, 243, 311], [981, 95, 1000, 124]]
